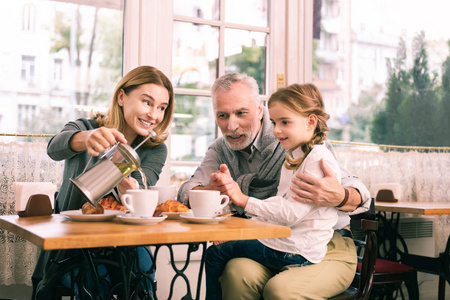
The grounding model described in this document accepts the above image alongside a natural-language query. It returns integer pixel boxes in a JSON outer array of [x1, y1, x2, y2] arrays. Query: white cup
[[188, 190, 230, 218], [122, 190, 158, 218], [149, 185, 177, 205]]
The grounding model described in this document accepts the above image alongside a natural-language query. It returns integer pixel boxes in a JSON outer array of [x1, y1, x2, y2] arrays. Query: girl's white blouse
[[245, 144, 342, 263]]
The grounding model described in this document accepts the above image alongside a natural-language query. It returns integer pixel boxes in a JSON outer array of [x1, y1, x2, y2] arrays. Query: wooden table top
[[375, 201, 450, 215], [0, 214, 291, 250]]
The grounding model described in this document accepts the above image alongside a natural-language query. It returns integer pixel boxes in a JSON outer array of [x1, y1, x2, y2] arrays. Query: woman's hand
[[118, 177, 139, 194], [86, 127, 127, 156], [70, 127, 127, 156]]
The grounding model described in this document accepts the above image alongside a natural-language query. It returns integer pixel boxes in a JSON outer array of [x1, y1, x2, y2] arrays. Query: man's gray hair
[[211, 73, 260, 104]]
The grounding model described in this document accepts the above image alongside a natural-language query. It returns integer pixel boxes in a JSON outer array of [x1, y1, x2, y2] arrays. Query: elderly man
[[177, 73, 371, 299]]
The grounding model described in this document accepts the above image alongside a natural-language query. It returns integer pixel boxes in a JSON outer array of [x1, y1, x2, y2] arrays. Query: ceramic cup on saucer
[[122, 190, 158, 218], [188, 190, 230, 218], [149, 185, 177, 205]]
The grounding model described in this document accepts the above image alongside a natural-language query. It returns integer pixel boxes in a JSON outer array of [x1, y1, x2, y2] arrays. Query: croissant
[[98, 195, 127, 211], [82, 202, 105, 215], [156, 200, 189, 212]]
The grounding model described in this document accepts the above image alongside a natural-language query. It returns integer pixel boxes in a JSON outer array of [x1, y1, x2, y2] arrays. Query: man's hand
[[290, 158, 345, 207], [291, 158, 362, 211]]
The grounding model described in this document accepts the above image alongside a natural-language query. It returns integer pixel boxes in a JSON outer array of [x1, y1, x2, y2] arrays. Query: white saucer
[[61, 210, 125, 222], [162, 210, 193, 220], [179, 213, 229, 224], [117, 214, 167, 225]]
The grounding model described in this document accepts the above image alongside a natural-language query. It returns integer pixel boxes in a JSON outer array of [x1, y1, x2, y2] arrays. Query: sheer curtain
[[333, 142, 450, 254], [0, 139, 63, 285], [0, 138, 448, 285]]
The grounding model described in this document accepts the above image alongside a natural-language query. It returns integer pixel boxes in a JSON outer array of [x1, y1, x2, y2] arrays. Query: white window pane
[[224, 28, 267, 94], [172, 21, 219, 90], [172, 94, 216, 162], [225, 0, 268, 27], [173, 0, 219, 20], [0, 0, 123, 134]]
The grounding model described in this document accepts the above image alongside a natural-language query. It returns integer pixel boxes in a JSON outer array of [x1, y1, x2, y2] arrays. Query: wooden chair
[[330, 207, 379, 300], [398, 234, 450, 300], [371, 212, 419, 300], [438, 236, 450, 300]]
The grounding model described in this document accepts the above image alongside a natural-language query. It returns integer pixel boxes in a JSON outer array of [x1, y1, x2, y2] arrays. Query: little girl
[[205, 83, 342, 300]]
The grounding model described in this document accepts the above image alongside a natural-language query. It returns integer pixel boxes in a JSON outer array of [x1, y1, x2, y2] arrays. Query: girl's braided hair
[[268, 83, 330, 170]]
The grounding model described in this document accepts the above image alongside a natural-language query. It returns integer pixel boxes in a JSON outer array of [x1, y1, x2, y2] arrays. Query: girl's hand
[[212, 164, 249, 208], [209, 166, 235, 193]]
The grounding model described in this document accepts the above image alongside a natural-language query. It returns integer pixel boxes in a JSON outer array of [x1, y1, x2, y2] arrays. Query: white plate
[[60, 210, 125, 222], [179, 213, 229, 224], [117, 214, 167, 225], [162, 210, 193, 220]]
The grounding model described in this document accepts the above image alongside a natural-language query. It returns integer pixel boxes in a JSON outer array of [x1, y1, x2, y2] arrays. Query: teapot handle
[[81, 142, 121, 174]]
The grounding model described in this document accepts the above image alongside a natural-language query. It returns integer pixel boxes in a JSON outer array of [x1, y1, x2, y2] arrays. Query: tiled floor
[[417, 278, 449, 300], [0, 284, 32, 300], [1, 279, 449, 299]]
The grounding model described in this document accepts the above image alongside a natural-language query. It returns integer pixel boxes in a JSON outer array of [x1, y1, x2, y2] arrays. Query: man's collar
[[238, 121, 263, 154], [251, 123, 264, 152]]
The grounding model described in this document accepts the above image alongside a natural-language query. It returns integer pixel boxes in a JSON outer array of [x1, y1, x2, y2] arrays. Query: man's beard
[[224, 132, 254, 151]]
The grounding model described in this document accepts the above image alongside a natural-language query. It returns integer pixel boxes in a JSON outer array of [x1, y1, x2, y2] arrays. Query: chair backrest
[[442, 235, 450, 283], [351, 218, 378, 299], [330, 198, 378, 300]]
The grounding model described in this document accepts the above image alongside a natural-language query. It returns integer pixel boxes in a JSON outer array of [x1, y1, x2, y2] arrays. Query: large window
[[169, 0, 270, 187], [0, 0, 124, 134], [0, 0, 294, 188], [313, 0, 450, 147]]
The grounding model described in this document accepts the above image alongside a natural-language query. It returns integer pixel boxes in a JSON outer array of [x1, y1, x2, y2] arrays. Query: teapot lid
[[117, 143, 141, 168]]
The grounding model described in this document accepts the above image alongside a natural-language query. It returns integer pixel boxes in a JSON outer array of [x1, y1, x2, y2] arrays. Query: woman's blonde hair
[[268, 83, 330, 170], [93, 65, 174, 147]]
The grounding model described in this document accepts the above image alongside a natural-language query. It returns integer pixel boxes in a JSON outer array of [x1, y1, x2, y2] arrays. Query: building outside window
[[21, 55, 35, 81], [22, 3, 35, 32], [0, 0, 124, 134], [54, 58, 63, 82], [313, 0, 450, 146]]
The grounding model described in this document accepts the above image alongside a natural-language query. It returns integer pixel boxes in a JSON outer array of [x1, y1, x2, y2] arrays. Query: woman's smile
[[119, 83, 169, 141], [139, 118, 154, 128]]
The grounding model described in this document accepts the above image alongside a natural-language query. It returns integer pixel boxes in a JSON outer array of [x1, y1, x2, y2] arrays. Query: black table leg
[[153, 242, 207, 300]]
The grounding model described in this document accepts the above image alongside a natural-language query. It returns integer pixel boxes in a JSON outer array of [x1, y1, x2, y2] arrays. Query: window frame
[[122, 0, 314, 185]]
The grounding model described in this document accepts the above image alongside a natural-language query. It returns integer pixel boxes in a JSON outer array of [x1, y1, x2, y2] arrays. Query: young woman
[[32, 65, 174, 299], [49, 65, 174, 212], [205, 83, 342, 300]]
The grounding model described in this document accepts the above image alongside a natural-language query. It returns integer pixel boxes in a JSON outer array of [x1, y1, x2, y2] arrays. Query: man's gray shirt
[[177, 106, 371, 224]]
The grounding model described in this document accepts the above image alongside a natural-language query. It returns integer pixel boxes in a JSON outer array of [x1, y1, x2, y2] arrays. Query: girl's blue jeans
[[205, 239, 311, 300]]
